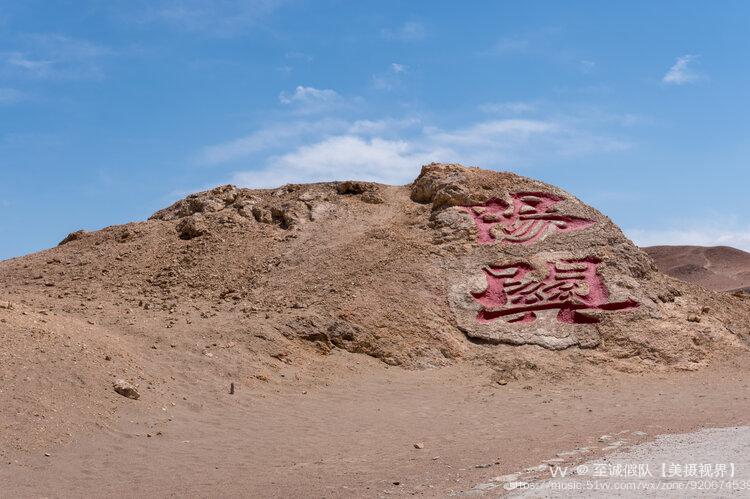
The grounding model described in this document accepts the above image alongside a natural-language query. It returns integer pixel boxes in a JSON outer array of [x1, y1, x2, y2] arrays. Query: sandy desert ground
[[3, 356, 750, 497]]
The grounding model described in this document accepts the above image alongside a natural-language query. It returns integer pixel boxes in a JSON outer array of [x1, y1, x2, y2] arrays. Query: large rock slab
[[413, 163, 658, 349]]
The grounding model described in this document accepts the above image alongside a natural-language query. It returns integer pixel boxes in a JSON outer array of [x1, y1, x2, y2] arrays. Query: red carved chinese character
[[471, 257, 638, 324], [460, 192, 596, 245]]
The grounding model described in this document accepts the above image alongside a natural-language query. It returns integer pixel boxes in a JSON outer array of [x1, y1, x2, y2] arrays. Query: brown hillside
[[1, 163, 749, 462], [644, 245, 750, 292]]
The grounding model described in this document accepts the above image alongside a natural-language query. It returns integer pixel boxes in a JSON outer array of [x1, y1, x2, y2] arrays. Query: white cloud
[[381, 21, 426, 42], [627, 227, 750, 252], [197, 119, 347, 165], [209, 114, 630, 189], [197, 117, 422, 165], [427, 119, 627, 166], [277, 85, 357, 114], [390, 63, 407, 74], [663, 55, 701, 85], [279, 86, 339, 105], [346, 117, 420, 135], [233, 135, 449, 187], [430, 119, 558, 147]]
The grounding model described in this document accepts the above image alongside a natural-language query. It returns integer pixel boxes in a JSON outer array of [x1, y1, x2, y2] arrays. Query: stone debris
[[336, 181, 372, 195], [472, 482, 500, 491], [58, 229, 87, 246], [113, 379, 140, 400], [494, 473, 520, 483], [176, 215, 209, 240], [525, 464, 549, 472]]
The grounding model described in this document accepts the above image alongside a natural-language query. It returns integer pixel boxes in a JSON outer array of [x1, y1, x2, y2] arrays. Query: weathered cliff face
[[410, 163, 653, 350], [430, 165, 749, 366]]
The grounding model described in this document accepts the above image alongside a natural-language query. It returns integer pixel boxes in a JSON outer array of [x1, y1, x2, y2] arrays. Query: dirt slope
[[1, 163, 749, 464], [644, 245, 750, 292]]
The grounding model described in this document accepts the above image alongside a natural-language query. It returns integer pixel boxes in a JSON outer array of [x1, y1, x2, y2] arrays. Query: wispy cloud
[[381, 21, 426, 41], [1, 34, 111, 80], [578, 59, 595, 73], [196, 116, 421, 165], [427, 120, 558, 148], [199, 111, 631, 188], [482, 28, 564, 57], [483, 29, 597, 76], [628, 226, 750, 252], [5, 52, 52, 74], [24, 33, 112, 59], [279, 86, 338, 105], [233, 135, 448, 187], [372, 63, 408, 90], [197, 119, 346, 165], [277, 85, 358, 114], [663, 54, 701, 85], [275, 51, 314, 74], [390, 63, 407, 73]]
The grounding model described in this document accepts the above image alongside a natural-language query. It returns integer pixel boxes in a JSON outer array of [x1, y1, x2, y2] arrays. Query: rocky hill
[[2, 163, 749, 458]]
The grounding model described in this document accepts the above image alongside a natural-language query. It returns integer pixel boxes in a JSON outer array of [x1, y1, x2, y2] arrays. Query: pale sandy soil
[[511, 427, 750, 497], [2, 354, 749, 498]]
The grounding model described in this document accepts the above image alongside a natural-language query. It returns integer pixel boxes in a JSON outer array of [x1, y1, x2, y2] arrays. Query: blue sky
[[1, 0, 749, 259]]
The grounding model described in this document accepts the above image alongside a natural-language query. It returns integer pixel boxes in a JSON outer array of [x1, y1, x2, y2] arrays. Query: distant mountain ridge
[[643, 245, 750, 292]]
